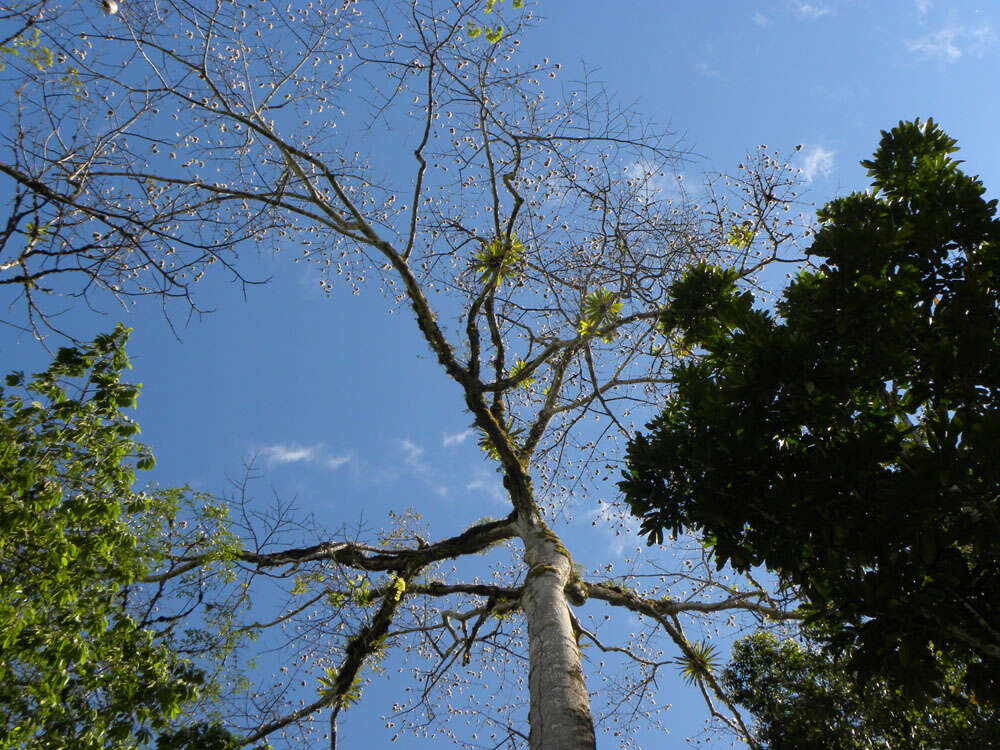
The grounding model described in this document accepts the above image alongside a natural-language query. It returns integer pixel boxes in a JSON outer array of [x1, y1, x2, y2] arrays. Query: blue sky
[[2, 0, 999, 747]]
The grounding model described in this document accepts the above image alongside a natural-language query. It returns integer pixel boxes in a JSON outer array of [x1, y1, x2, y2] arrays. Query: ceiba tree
[[0, 1, 807, 746], [622, 119, 1000, 703]]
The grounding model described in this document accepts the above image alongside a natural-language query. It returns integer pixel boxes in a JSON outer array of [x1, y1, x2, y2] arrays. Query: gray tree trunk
[[520, 515, 597, 750]]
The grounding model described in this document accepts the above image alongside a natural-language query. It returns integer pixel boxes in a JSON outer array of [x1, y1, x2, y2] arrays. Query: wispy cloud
[[443, 429, 474, 447], [794, 1, 834, 20], [399, 439, 427, 470], [326, 455, 350, 470], [588, 500, 640, 558], [398, 439, 448, 496], [906, 24, 994, 62], [260, 444, 317, 464], [258, 443, 350, 470], [466, 477, 509, 507], [915, 0, 931, 15], [753, 12, 771, 27], [694, 61, 721, 78], [796, 145, 835, 182]]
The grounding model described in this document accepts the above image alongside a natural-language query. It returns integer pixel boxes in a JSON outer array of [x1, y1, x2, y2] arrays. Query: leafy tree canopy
[[0, 326, 219, 748], [621, 119, 1000, 700], [724, 631, 1000, 750]]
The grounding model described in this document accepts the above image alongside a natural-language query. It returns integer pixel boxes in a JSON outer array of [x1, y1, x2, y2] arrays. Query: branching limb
[[584, 581, 802, 620], [143, 514, 517, 584], [239, 570, 414, 747]]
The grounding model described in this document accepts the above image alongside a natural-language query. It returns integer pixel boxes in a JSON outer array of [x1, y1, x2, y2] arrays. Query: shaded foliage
[[725, 632, 1000, 749], [155, 723, 250, 750], [622, 119, 1000, 699]]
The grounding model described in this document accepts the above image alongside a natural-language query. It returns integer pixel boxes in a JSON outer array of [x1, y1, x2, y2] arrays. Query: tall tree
[[622, 119, 1000, 703], [0, 326, 235, 748], [2, 2, 806, 746]]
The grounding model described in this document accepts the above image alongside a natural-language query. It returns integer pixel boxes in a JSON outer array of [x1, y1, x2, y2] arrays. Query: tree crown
[[622, 118, 1000, 699]]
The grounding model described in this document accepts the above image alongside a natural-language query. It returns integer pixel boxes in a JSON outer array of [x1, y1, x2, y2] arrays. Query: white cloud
[[258, 443, 350, 470], [906, 24, 994, 62], [443, 429, 474, 447], [796, 146, 835, 182], [466, 477, 509, 506], [398, 439, 447, 495], [753, 12, 771, 27], [794, 1, 833, 19], [915, 0, 931, 15], [326, 455, 350, 470], [588, 500, 640, 558], [259, 444, 318, 464], [399, 439, 426, 470], [907, 26, 961, 60], [971, 26, 993, 44]]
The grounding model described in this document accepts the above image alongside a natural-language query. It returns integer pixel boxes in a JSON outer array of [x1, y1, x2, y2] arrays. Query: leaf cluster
[[473, 234, 524, 288], [675, 640, 720, 687], [465, 0, 525, 42], [577, 288, 623, 341], [476, 418, 523, 462], [0, 28, 53, 73]]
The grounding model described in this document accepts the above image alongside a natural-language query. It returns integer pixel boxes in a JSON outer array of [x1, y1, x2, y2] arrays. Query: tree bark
[[519, 512, 596, 750]]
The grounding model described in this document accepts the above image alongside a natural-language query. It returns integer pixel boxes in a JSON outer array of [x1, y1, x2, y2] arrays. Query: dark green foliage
[[0, 327, 205, 748], [156, 723, 264, 750], [621, 120, 1000, 699], [725, 632, 1000, 749]]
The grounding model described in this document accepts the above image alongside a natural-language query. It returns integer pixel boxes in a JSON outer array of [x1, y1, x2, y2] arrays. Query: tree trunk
[[519, 513, 596, 750]]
